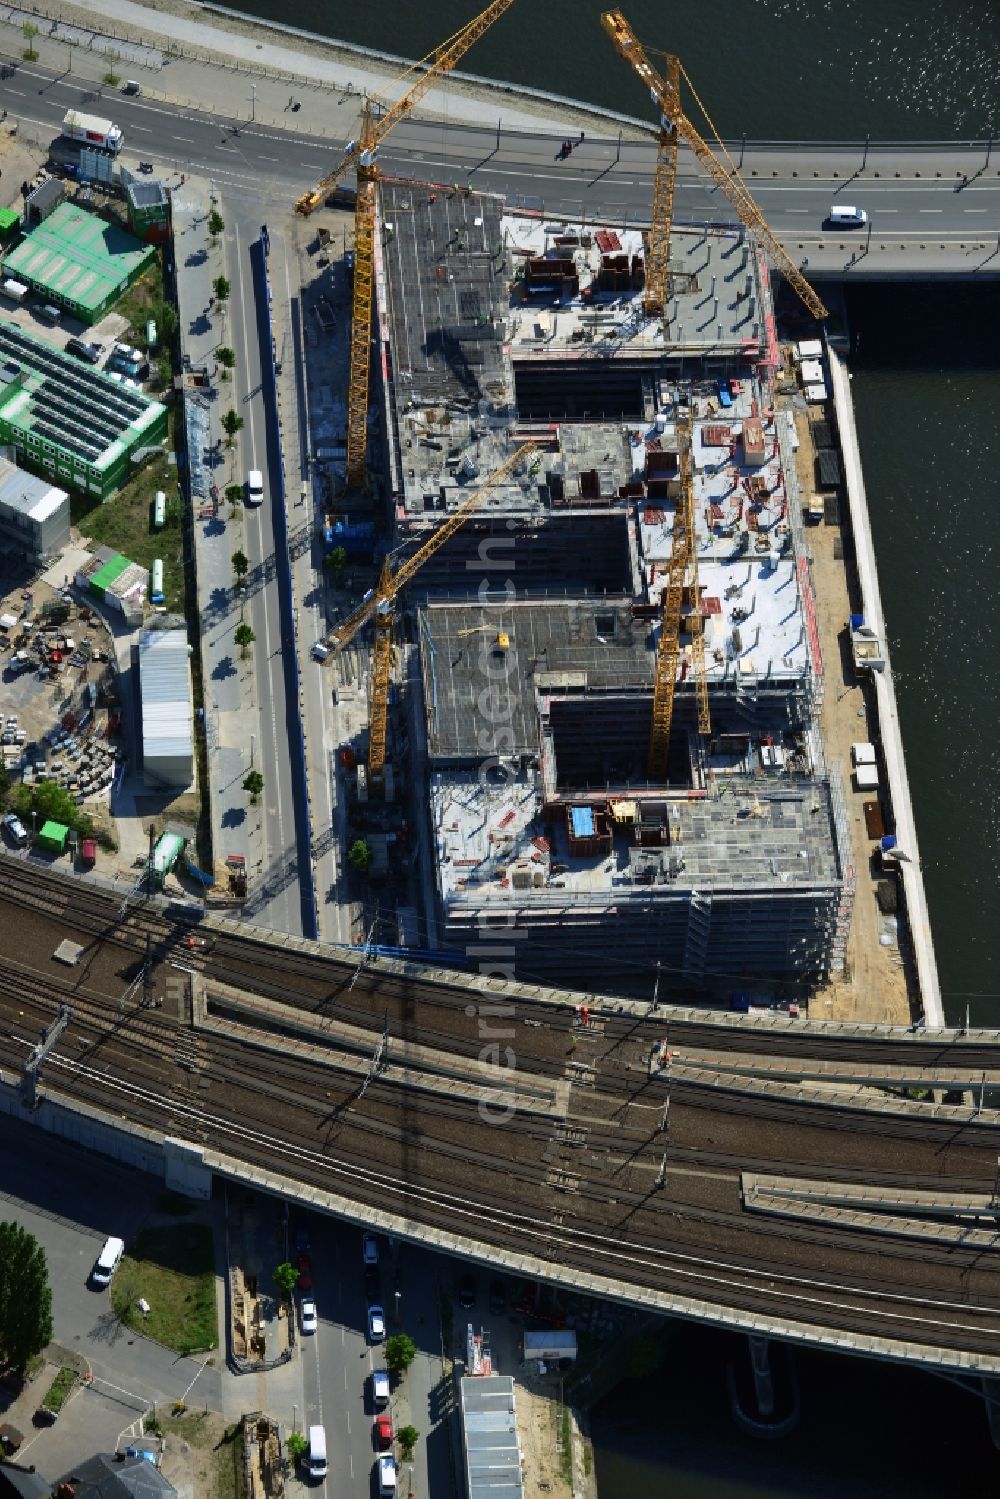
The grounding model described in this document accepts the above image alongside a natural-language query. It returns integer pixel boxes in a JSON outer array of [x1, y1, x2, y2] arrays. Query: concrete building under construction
[[370, 184, 852, 996]]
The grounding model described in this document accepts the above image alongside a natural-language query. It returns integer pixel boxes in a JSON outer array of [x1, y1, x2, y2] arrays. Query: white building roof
[[0, 456, 67, 523], [138, 629, 193, 764]]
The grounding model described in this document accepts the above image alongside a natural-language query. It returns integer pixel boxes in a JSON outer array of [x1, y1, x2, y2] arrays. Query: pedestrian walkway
[[0, 0, 616, 138], [172, 176, 259, 888]]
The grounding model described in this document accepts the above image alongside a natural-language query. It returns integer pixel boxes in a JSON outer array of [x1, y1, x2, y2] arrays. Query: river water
[[226, 0, 1000, 1488]]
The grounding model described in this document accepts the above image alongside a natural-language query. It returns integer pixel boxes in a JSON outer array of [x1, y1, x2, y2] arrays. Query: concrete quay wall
[[0, 1070, 991, 1375], [827, 349, 944, 1029]]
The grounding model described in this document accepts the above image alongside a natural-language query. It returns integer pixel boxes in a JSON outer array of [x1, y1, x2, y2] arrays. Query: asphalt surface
[[0, 1115, 222, 1428], [3, 55, 1000, 277]]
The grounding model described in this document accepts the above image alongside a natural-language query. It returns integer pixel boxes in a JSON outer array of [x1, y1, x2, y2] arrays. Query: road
[[297, 1214, 453, 1499], [3, 54, 1000, 277]]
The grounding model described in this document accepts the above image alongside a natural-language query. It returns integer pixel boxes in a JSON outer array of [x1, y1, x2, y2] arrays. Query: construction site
[[298, 5, 898, 1003]]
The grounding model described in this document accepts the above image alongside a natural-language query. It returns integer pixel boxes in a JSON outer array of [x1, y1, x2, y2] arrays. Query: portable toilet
[[151, 558, 164, 603], [153, 491, 166, 530]]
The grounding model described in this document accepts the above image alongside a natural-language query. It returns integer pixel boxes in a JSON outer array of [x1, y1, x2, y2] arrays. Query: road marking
[[259, 154, 279, 162], [174, 135, 195, 144], [785, 208, 810, 214], [131, 124, 152, 132], [6, 87, 24, 95], [964, 208, 988, 213], [301, 162, 324, 170], [918, 208, 944, 213]]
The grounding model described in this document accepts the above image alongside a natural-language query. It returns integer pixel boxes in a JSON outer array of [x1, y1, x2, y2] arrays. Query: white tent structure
[[139, 629, 193, 788]]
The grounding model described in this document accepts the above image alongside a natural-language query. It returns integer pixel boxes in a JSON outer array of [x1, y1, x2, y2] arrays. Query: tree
[[272, 1261, 299, 1298], [285, 1430, 308, 1462], [324, 546, 347, 579], [13, 781, 93, 838], [398, 1426, 420, 1462], [0, 1221, 53, 1371], [216, 346, 236, 371], [222, 409, 244, 447], [103, 49, 120, 85], [151, 298, 179, 342], [225, 483, 244, 512], [232, 550, 249, 585], [208, 210, 225, 242], [21, 20, 38, 58], [384, 1332, 417, 1376], [348, 838, 373, 876], [243, 770, 264, 804], [213, 275, 230, 305], [234, 622, 256, 659]]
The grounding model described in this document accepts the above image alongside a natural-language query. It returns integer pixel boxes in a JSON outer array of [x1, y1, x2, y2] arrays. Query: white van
[[306, 1425, 327, 1481], [245, 469, 264, 506], [91, 1235, 125, 1287], [828, 205, 867, 227], [310, 642, 330, 662]]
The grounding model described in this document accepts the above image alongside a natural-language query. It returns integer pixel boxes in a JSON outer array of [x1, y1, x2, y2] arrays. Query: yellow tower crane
[[294, 0, 519, 493], [327, 442, 537, 794], [600, 9, 828, 323], [646, 416, 709, 779]]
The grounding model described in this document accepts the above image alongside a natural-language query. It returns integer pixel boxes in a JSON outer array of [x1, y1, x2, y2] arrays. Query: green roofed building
[[38, 820, 70, 854], [4, 201, 155, 324], [0, 319, 166, 499]]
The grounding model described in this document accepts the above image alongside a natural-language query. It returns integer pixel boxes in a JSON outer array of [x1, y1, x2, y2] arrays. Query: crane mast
[[601, 9, 828, 322], [293, 0, 519, 491], [644, 54, 679, 319], [647, 416, 701, 779]]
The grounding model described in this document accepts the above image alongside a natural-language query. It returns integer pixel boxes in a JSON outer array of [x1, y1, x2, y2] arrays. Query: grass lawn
[[115, 254, 166, 344], [72, 404, 185, 614], [112, 1223, 218, 1356], [41, 1366, 76, 1414]]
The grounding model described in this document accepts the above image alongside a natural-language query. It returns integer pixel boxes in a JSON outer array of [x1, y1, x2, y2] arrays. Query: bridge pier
[[727, 1336, 801, 1438], [982, 1377, 1000, 1450]]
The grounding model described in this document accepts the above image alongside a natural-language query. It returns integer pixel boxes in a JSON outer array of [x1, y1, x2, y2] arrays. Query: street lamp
[[394, 1289, 401, 1323], [249, 83, 256, 123]]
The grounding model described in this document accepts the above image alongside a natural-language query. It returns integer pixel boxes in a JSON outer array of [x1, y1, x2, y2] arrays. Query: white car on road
[[372, 1369, 390, 1407], [300, 1295, 317, 1335], [377, 1456, 397, 1496], [367, 1303, 385, 1343]]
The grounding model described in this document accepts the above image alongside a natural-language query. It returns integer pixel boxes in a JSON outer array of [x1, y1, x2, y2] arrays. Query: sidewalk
[[0, 0, 622, 138], [172, 176, 259, 887]]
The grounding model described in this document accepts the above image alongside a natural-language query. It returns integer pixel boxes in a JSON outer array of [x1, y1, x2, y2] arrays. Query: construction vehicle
[[646, 415, 710, 779], [601, 9, 828, 323], [325, 441, 537, 796], [294, 0, 518, 492]]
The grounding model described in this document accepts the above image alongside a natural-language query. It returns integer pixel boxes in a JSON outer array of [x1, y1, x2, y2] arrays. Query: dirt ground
[[515, 1368, 572, 1499], [783, 397, 912, 1026], [158, 1409, 239, 1499]]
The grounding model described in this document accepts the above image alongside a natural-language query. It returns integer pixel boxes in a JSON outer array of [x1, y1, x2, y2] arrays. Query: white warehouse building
[[138, 628, 194, 789]]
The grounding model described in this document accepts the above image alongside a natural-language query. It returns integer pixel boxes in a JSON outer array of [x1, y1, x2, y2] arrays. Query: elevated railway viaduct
[[2, 858, 1000, 1377]]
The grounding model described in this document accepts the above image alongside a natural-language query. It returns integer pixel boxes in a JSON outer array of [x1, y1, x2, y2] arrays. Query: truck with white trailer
[[61, 111, 124, 155]]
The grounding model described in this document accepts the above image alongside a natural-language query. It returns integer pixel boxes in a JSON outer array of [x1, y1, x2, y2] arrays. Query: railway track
[[18, 1041, 1000, 1357], [7, 861, 1000, 1357]]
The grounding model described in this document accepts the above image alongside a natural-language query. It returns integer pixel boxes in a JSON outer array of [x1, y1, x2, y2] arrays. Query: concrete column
[[749, 1333, 775, 1418]]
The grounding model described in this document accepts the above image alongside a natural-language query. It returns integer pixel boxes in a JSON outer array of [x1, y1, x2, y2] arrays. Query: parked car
[[377, 1455, 397, 1497], [299, 1296, 317, 1335], [66, 336, 101, 365], [458, 1273, 476, 1309], [362, 1232, 378, 1266], [367, 1304, 385, 1343], [371, 1369, 390, 1408], [1, 813, 28, 848], [374, 1414, 392, 1451]]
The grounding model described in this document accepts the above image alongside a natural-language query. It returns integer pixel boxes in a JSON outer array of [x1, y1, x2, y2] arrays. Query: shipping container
[[153, 491, 166, 530]]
